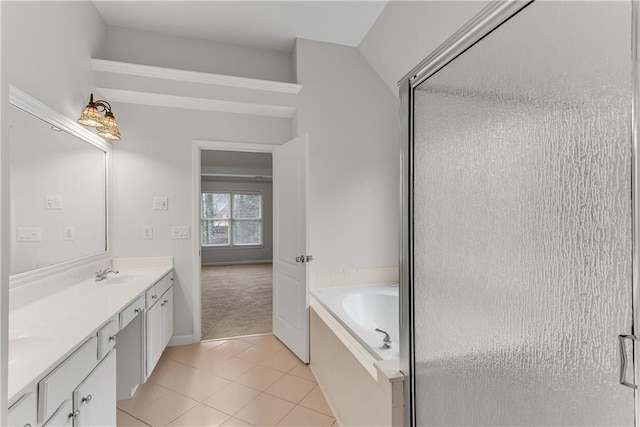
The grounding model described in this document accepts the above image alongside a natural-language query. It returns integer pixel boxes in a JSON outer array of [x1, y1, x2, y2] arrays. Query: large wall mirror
[[9, 86, 110, 283]]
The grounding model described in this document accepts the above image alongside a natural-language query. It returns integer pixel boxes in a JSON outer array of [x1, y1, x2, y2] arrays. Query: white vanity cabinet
[[37, 337, 99, 424], [43, 400, 72, 427], [73, 351, 116, 427], [35, 330, 117, 426], [145, 273, 174, 378], [7, 390, 37, 427], [145, 296, 163, 378], [8, 264, 175, 427], [162, 287, 174, 348]]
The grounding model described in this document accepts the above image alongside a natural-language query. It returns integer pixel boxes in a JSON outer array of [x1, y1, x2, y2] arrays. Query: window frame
[[201, 190, 264, 248]]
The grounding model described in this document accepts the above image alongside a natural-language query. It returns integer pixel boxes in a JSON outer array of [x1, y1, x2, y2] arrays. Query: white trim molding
[[96, 88, 297, 118], [9, 86, 110, 152], [168, 335, 195, 346], [8, 86, 112, 290], [92, 59, 303, 94]]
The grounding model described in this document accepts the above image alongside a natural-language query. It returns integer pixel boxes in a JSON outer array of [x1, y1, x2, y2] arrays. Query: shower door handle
[[618, 334, 638, 389]]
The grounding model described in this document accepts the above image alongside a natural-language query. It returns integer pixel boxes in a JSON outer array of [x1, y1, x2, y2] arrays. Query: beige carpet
[[201, 263, 273, 340]]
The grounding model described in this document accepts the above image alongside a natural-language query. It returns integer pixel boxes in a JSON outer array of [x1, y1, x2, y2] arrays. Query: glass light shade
[[97, 111, 121, 141], [97, 125, 121, 140], [77, 104, 103, 128]]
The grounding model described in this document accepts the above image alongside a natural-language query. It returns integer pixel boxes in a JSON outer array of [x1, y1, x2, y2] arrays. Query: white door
[[273, 134, 309, 363]]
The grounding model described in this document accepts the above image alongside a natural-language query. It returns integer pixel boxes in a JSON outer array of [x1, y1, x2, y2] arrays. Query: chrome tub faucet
[[375, 328, 392, 349]]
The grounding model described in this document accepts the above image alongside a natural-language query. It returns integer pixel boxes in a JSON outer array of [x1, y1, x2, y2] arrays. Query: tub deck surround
[[309, 299, 405, 426], [8, 257, 173, 403]]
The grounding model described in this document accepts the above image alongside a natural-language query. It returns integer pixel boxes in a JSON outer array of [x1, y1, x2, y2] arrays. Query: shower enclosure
[[400, 1, 639, 425]]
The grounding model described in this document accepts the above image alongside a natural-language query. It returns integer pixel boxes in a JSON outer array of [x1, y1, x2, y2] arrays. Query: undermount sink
[[101, 274, 138, 284], [9, 335, 55, 367]]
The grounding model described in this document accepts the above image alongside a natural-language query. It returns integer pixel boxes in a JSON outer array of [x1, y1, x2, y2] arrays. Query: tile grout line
[[117, 409, 153, 427], [118, 335, 335, 426]]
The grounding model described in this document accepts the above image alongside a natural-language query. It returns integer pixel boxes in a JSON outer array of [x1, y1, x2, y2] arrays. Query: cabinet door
[[74, 350, 116, 427], [161, 287, 174, 348], [146, 301, 163, 378], [8, 391, 37, 427], [43, 400, 73, 427]]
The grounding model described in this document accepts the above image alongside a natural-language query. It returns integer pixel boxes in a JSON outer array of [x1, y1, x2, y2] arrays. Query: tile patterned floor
[[117, 334, 336, 427]]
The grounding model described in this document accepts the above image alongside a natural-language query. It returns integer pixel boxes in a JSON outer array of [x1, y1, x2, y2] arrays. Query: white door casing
[[272, 134, 309, 363]]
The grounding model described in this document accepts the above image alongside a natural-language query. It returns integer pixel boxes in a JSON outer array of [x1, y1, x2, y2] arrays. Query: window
[[201, 192, 262, 247]]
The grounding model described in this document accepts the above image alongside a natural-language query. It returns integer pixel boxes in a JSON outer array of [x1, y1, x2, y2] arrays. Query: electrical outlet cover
[[143, 226, 153, 240], [45, 195, 63, 210], [153, 196, 168, 210], [63, 226, 75, 241]]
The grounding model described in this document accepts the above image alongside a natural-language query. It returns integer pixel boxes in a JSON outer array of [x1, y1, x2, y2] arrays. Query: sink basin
[[102, 274, 138, 284], [9, 335, 55, 367]]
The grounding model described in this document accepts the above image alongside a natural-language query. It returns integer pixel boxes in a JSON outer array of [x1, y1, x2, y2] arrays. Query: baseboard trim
[[168, 335, 194, 346], [201, 260, 273, 267]]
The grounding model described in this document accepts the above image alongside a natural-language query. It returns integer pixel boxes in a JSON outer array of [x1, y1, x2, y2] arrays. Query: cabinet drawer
[[38, 337, 98, 423], [156, 273, 173, 301], [120, 295, 144, 329], [42, 399, 73, 427], [8, 390, 36, 427], [145, 273, 173, 308], [145, 284, 159, 308], [97, 319, 118, 360]]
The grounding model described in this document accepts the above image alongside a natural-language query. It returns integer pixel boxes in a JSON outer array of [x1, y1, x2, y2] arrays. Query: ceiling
[[93, 1, 389, 53]]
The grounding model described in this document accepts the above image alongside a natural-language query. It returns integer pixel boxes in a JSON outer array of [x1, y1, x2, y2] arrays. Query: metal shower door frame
[[397, 0, 640, 425]]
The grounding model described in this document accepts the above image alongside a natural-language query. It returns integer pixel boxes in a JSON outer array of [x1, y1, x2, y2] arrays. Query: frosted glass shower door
[[411, 2, 634, 425]]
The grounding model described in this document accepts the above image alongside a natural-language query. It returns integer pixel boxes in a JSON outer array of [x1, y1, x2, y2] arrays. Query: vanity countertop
[[8, 262, 173, 402]]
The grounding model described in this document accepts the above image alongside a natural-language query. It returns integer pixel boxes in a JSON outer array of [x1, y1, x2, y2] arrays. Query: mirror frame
[[9, 86, 112, 287]]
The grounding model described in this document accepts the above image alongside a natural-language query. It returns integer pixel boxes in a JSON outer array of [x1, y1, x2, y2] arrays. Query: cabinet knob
[[134, 308, 142, 314], [69, 409, 80, 419], [82, 394, 92, 404], [24, 424, 31, 427], [109, 335, 117, 342], [152, 295, 157, 300]]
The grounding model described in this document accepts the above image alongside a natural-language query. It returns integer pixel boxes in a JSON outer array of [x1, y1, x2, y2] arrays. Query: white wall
[[110, 103, 291, 339], [2, 2, 106, 120], [200, 179, 273, 265], [294, 38, 400, 281], [1, 1, 106, 419], [106, 26, 294, 83], [358, 1, 488, 95]]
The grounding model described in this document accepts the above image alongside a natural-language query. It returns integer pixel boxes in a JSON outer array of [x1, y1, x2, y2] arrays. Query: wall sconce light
[[77, 93, 121, 141]]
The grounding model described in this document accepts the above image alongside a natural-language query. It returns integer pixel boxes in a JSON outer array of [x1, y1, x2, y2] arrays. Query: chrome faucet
[[95, 268, 119, 281], [375, 328, 392, 349]]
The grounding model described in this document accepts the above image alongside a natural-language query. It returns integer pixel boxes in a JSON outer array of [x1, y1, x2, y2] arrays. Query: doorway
[[192, 137, 310, 362], [199, 149, 273, 340]]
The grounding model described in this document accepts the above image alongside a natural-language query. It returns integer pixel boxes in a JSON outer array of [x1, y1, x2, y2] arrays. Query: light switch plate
[[17, 227, 41, 242], [143, 226, 153, 240], [153, 197, 168, 210], [45, 195, 63, 210], [63, 226, 75, 241], [171, 226, 190, 239]]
